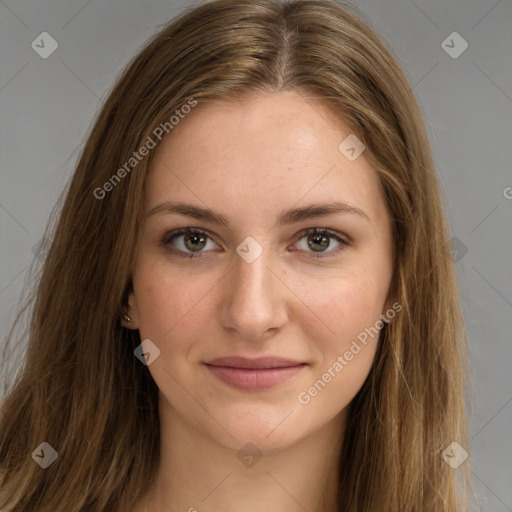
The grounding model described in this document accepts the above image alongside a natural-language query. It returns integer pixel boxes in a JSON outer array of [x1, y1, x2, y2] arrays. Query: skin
[[124, 90, 395, 512]]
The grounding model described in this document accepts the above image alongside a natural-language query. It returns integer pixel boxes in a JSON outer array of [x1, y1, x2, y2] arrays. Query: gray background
[[1, 0, 511, 510]]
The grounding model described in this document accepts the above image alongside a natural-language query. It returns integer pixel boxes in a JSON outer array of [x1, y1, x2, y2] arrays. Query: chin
[[203, 403, 312, 453]]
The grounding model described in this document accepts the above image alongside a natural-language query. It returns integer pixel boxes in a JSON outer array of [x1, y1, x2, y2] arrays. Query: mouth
[[204, 356, 307, 391]]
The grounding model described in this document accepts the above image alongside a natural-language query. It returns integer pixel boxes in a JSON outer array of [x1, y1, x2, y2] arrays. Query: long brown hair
[[0, 0, 475, 510]]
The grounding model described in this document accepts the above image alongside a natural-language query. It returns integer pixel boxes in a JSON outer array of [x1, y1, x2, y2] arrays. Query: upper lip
[[205, 356, 306, 369]]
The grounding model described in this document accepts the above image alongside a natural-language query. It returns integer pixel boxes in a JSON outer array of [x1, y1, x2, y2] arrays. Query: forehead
[[146, 91, 387, 226]]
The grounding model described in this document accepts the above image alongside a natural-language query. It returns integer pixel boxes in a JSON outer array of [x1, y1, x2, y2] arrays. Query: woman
[[0, 0, 474, 510]]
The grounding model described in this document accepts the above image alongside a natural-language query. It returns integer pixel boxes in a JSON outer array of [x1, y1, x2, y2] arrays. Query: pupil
[[185, 233, 206, 251], [308, 233, 329, 251]]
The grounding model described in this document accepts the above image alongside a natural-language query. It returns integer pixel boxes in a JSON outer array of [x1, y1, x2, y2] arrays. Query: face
[[127, 90, 395, 452]]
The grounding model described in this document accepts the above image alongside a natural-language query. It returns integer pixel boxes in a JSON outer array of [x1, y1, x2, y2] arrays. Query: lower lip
[[205, 364, 306, 391]]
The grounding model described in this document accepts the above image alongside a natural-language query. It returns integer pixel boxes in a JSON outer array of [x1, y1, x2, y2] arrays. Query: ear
[[120, 283, 140, 330]]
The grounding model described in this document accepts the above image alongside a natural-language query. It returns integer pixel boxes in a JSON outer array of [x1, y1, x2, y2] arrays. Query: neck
[[136, 396, 346, 512]]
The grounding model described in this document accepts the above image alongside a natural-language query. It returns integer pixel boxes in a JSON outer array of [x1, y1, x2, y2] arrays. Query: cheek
[[293, 267, 389, 348], [133, 256, 220, 349], [296, 276, 384, 412], [290, 269, 388, 409]]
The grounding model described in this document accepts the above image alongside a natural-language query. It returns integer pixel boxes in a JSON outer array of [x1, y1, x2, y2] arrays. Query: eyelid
[[291, 227, 350, 258], [161, 227, 218, 245], [293, 227, 351, 246], [161, 226, 351, 259], [161, 227, 222, 258]]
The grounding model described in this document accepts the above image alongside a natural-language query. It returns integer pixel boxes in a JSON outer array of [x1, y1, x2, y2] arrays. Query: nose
[[219, 243, 289, 342]]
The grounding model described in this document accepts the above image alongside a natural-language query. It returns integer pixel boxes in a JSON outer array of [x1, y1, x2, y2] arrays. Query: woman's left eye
[[161, 227, 349, 259], [293, 228, 349, 258]]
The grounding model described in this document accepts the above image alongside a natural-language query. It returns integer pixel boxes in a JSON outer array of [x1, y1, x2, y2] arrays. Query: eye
[[161, 228, 220, 258], [161, 227, 350, 260], [292, 227, 350, 258]]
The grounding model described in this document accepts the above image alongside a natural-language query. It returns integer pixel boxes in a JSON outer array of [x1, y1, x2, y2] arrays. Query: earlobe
[[121, 292, 140, 330]]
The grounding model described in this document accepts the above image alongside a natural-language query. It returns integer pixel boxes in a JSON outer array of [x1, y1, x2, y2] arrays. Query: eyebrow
[[147, 200, 369, 227]]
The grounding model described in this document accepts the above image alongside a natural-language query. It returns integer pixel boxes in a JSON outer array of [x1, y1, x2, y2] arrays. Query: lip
[[204, 357, 307, 391]]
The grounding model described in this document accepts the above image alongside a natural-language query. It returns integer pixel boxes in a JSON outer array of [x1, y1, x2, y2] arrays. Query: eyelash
[[160, 227, 351, 260]]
